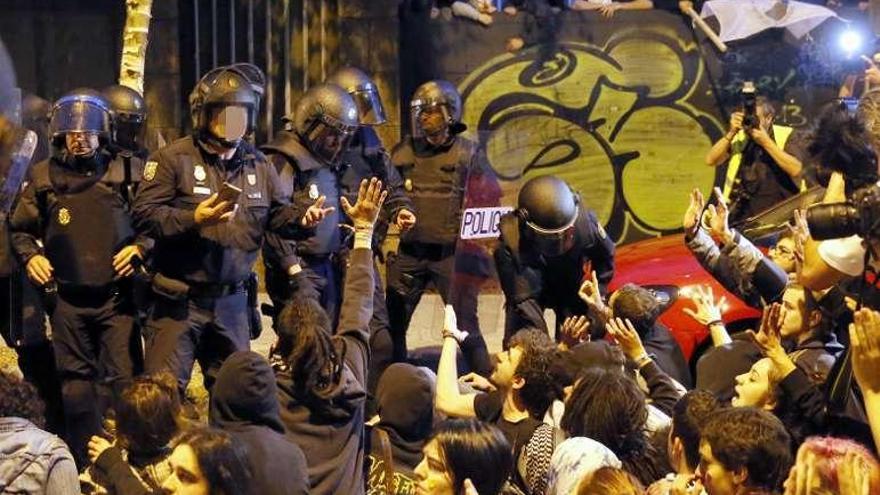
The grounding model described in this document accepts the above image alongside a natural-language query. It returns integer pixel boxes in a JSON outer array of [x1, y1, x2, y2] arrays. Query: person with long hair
[[577, 466, 644, 495], [414, 419, 512, 495], [161, 428, 252, 495], [561, 367, 665, 486], [273, 177, 387, 495]]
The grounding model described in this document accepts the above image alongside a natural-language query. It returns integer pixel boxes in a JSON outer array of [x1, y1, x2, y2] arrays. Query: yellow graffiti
[[459, 31, 723, 240]]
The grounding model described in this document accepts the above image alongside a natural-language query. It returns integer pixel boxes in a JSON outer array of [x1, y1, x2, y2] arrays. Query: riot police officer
[[260, 83, 359, 324], [387, 79, 494, 376], [10, 88, 147, 466], [326, 67, 415, 406], [103, 84, 148, 159], [133, 64, 329, 394], [494, 175, 615, 342]]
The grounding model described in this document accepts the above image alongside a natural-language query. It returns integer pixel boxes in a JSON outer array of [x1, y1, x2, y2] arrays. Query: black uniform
[[10, 149, 145, 466], [261, 129, 344, 322], [494, 207, 615, 342], [133, 136, 307, 392], [387, 135, 494, 375]]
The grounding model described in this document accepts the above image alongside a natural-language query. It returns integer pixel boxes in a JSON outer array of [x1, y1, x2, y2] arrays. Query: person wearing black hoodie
[[210, 350, 309, 495], [365, 363, 435, 494], [273, 177, 385, 495]]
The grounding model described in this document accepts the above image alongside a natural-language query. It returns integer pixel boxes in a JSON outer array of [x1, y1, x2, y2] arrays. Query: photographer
[[706, 93, 806, 224], [799, 103, 879, 292]]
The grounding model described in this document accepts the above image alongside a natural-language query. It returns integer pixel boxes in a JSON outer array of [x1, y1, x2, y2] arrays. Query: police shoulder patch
[[597, 222, 607, 240], [144, 161, 158, 181]]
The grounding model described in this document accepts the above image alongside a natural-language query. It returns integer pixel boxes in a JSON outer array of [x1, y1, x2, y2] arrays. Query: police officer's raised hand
[[301, 195, 336, 228], [341, 178, 388, 229], [26, 254, 53, 286], [113, 245, 142, 278], [194, 193, 234, 226], [395, 208, 417, 231]]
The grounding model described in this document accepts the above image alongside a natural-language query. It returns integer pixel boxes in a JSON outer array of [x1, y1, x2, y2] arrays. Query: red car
[[608, 188, 824, 363]]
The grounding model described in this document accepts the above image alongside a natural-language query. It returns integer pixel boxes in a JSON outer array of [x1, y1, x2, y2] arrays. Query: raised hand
[[301, 195, 337, 228], [606, 317, 647, 362], [683, 285, 726, 326], [559, 315, 591, 350], [578, 270, 609, 321], [706, 187, 733, 243], [747, 303, 784, 356], [340, 178, 387, 229], [194, 193, 234, 226], [850, 308, 880, 395], [682, 188, 705, 237]]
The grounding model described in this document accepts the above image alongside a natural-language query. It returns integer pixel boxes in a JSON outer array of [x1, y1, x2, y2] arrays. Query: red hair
[[797, 436, 880, 492]]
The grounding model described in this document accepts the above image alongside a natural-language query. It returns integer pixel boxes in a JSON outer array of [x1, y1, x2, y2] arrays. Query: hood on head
[[376, 363, 434, 442], [210, 351, 285, 434]]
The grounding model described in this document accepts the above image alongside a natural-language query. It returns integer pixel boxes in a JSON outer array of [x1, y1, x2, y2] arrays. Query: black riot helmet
[[517, 175, 580, 257], [326, 67, 386, 125], [287, 83, 359, 165], [48, 88, 113, 148], [102, 84, 146, 152], [189, 64, 261, 149], [410, 79, 466, 138]]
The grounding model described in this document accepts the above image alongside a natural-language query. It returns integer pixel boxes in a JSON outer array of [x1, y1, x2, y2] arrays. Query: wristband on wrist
[[634, 353, 652, 369], [707, 319, 724, 328], [442, 329, 464, 344]]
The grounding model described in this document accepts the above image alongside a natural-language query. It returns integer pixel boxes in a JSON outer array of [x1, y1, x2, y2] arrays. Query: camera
[[807, 183, 880, 240], [741, 81, 758, 131]]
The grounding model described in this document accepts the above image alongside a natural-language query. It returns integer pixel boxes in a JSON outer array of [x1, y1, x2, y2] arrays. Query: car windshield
[[732, 186, 826, 244]]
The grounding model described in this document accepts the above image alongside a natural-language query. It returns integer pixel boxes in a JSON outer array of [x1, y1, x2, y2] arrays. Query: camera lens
[[806, 203, 860, 240]]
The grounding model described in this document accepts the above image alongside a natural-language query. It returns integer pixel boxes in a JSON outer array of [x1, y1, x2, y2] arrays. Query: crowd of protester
[[5, 6, 880, 495]]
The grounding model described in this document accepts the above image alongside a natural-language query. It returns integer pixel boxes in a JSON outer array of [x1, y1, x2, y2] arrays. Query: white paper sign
[[459, 206, 514, 240]]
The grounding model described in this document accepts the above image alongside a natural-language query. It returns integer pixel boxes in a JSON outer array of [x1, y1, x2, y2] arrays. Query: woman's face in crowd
[[161, 444, 211, 495], [732, 358, 775, 410], [415, 439, 455, 495]]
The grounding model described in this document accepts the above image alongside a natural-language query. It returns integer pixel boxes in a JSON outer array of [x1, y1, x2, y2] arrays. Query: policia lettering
[[10, 88, 146, 467]]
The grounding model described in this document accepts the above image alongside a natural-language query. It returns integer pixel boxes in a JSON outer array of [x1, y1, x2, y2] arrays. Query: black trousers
[[50, 289, 137, 468], [386, 242, 491, 376], [143, 290, 250, 394]]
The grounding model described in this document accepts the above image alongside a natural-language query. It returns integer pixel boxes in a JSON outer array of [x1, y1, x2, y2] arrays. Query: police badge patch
[[144, 161, 158, 181], [58, 207, 71, 226], [308, 184, 319, 200], [404, 179, 413, 192], [247, 174, 257, 186], [194, 165, 207, 182]]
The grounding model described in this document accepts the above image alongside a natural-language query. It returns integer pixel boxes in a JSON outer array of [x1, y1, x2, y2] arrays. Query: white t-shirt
[[818, 235, 867, 277]]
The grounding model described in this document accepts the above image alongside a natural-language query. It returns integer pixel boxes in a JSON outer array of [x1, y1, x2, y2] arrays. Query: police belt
[[153, 273, 246, 299], [57, 281, 124, 301]]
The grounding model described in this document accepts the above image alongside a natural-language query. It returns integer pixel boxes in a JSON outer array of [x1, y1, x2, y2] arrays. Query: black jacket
[[210, 350, 309, 495], [133, 136, 307, 284], [275, 247, 374, 495]]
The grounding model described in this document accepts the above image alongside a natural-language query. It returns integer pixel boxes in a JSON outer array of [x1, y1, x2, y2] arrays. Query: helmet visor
[[50, 97, 110, 137], [524, 207, 579, 257], [410, 102, 450, 138], [351, 87, 386, 125], [304, 114, 358, 164]]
